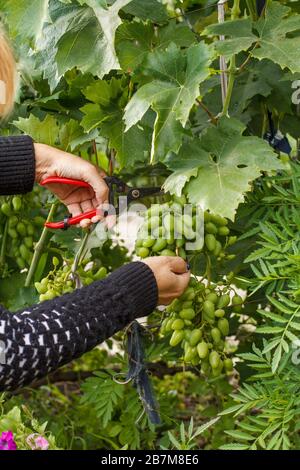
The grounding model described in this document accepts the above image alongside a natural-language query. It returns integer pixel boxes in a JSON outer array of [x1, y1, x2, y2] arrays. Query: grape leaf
[[55, 0, 132, 78], [59, 119, 99, 152], [36, 0, 133, 89], [204, 3, 300, 73], [165, 118, 283, 220], [81, 78, 151, 168], [122, 0, 168, 22], [13, 114, 59, 146], [0, 0, 49, 40], [124, 42, 213, 163], [115, 20, 195, 72]]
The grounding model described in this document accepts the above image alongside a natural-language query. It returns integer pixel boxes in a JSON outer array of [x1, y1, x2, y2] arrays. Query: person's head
[[0, 29, 16, 118]]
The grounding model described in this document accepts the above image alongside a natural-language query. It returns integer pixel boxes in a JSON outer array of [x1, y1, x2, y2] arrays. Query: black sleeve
[[0, 262, 158, 392], [0, 136, 35, 195]]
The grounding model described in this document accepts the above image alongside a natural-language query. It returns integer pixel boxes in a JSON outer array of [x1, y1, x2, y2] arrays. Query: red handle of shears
[[40, 177, 98, 229]]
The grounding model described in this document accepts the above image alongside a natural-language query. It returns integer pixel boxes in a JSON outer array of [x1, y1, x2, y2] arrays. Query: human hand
[[34, 143, 109, 228], [142, 256, 190, 305]]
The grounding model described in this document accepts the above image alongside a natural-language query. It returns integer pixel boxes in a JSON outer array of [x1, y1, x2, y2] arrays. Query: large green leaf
[[124, 42, 212, 163], [115, 20, 195, 72], [56, 0, 132, 77], [122, 0, 168, 22], [13, 114, 60, 146], [81, 78, 151, 167], [204, 3, 300, 73], [164, 118, 282, 220], [36, 0, 133, 89], [0, 0, 49, 40]]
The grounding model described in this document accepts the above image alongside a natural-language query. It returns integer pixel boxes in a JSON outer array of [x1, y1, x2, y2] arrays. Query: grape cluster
[[135, 195, 237, 261], [0, 195, 44, 270], [35, 258, 108, 302], [160, 278, 244, 377]]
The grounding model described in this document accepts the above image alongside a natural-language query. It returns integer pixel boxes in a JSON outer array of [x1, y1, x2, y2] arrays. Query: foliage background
[[0, 0, 300, 450]]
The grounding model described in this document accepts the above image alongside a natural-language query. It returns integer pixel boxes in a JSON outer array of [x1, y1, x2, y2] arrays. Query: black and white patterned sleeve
[[0, 262, 157, 392]]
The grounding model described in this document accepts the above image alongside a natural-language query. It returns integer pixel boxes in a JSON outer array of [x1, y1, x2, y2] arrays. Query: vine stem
[[0, 220, 8, 267], [71, 230, 91, 275], [25, 203, 57, 287], [221, 56, 236, 116], [220, 0, 240, 116]]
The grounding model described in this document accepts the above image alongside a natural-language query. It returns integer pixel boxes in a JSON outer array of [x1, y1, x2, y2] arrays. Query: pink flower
[[26, 434, 49, 450], [0, 431, 17, 450]]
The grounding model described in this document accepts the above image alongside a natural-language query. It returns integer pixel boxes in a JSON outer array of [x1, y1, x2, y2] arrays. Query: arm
[[0, 262, 157, 392]]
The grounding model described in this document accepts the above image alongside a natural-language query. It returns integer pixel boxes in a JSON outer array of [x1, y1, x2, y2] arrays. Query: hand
[[143, 256, 190, 305], [34, 143, 109, 228]]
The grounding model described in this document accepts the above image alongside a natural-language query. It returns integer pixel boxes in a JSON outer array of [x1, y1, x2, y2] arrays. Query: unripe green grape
[[12, 196, 22, 212], [217, 294, 230, 309], [189, 329, 202, 346], [228, 236, 237, 246], [209, 351, 220, 369], [178, 247, 187, 260], [8, 216, 18, 228], [215, 308, 225, 318], [8, 228, 18, 239], [27, 223, 34, 236], [205, 222, 217, 234], [206, 292, 218, 304], [160, 249, 176, 257], [224, 358, 233, 372], [24, 237, 33, 249], [184, 346, 197, 362], [197, 341, 209, 359], [170, 330, 184, 347], [94, 267, 107, 281], [205, 234, 216, 252], [182, 300, 193, 309], [211, 327, 221, 344], [16, 222, 27, 237], [142, 238, 155, 248], [171, 319, 185, 330], [210, 214, 228, 227], [203, 300, 215, 317], [137, 247, 150, 258], [232, 294, 243, 306], [218, 318, 229, 336], [179, 308, 196, 320], [218, 226, 230, 236], [1, 202, 12, 217], [152, 238, 167, 252], [176, 238, 185, 248], [213, 240, 222, 257]]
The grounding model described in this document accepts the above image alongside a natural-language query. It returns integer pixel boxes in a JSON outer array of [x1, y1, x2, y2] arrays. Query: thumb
[[168, 256, 190, 274]]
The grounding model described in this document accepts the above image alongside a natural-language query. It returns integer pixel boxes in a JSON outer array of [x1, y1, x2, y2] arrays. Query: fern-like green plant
[[219, 342, 300, 450]]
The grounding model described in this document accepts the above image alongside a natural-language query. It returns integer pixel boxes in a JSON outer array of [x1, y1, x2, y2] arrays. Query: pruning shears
[[40, 176, 164, 230]]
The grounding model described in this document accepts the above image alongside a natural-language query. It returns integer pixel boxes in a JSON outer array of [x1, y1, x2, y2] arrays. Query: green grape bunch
[[160, 278, 244, 377], [134, 195, 242, 378], [135, 194, 237, 261], [35, 257, 108, 302], [0, 195, 45, 271]]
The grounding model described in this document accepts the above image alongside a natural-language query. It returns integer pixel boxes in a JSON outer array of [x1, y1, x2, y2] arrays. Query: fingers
[[168, 256, 190, 274], [87, 169, 110, 207], [67, 202, 82, 217], [173, 270, 191, 293]]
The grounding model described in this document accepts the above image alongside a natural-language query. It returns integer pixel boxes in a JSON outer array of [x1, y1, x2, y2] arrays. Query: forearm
[[0, 262, 157, 392], [0, 136, 35, 195]]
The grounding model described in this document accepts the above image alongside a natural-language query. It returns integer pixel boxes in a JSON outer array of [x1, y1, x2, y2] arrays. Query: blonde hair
[[0, 30, 16, 118]]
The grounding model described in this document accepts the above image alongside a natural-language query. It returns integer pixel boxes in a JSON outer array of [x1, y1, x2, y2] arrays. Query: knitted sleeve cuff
[[105, 261, 158, 319], [0, 135, 35, 195]]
